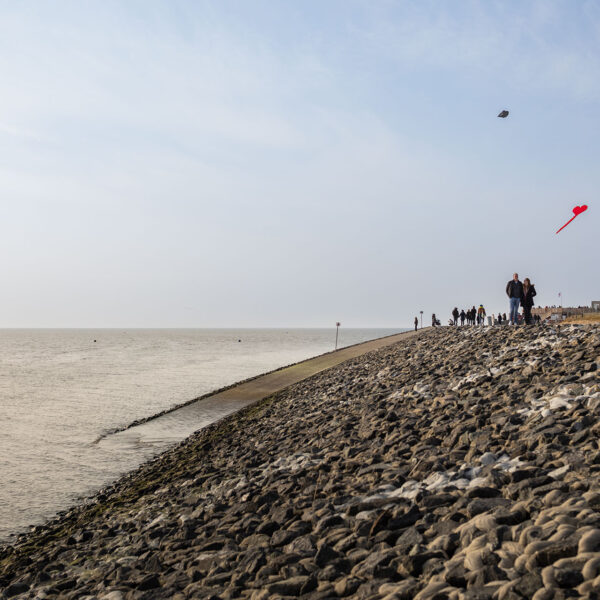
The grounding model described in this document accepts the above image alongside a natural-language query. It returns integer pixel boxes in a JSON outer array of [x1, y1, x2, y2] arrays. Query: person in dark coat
[[452, 307, 459, 326], [506, 273, 523, 325], [432, 313, 437, 327], [414, 316, 418, 331], [521, 278, 537, 325], [460, 309, 466, 326]]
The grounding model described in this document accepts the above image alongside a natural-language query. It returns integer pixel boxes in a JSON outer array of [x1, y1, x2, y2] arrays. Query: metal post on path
[[420, 311, 423, 329], [335, 322, 340, 350]]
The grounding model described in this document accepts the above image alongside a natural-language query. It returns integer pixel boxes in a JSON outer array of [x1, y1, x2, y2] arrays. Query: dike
[[1, 325, 600, 599]]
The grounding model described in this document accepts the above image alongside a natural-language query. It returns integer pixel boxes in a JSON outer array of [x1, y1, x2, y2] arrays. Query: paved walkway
[[210, 329, 421, 403], [101, 329, 422, 449]]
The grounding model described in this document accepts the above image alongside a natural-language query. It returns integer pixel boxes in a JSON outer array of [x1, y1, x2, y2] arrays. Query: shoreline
[[95, 328, 414, 442], [0, 328, 423, 567], [2, 324, 599, 599], [1, 328, 417, 548]]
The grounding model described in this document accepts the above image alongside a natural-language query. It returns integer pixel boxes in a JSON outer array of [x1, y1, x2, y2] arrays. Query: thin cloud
[[352, 0, 600, 101], [0, 122, 45, 141]]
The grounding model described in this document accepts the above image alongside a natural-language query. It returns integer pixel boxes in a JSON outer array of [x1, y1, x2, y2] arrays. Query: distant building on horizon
[[532, 301, 598, 321]]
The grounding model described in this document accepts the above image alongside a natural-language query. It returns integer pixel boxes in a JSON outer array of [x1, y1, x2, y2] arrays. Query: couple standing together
[[506, 273, 537, 325]]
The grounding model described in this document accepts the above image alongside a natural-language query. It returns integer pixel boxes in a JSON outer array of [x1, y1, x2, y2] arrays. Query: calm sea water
[[0, 328, 400, 543]]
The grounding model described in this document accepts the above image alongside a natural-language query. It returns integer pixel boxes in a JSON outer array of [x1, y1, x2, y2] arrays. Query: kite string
[[555, 215, 577, 234]]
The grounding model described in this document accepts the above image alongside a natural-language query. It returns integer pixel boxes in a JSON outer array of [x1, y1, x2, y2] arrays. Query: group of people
[[450, 306, 487, 326], [420, 305, 487, 329], [414, 273, 539, 331]]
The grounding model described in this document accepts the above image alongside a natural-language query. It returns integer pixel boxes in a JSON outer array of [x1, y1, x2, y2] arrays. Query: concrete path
[[100, 329, 421, 450], [210, 329, 420, 403]]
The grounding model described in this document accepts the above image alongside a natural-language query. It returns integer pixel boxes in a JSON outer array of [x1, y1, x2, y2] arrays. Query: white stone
[[479, 452, 497, 466], [548, 465, 570, 479], [549, 396, 572, 410], [146, 515, 165, 529], [468, 477, 489, 488]]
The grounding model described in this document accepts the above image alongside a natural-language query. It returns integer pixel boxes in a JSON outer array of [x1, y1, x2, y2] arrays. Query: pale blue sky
[[0, 0, 597, 327]]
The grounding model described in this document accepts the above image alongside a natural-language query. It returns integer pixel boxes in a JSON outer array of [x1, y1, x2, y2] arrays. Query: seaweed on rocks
[[1, 325, 600, 599]]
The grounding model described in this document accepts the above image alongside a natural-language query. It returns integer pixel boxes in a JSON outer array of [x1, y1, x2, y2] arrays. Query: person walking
[[521, 278, 537, 325], [471, 306, 477, 326], [414, 316, 418, 331], [497, 312, 502, 324], [432, 313, 437, 327], [506, 273, 523, 325], [460, 309, 466, 326], [477, 305, 486, 325], [452, 307, 459, 326]]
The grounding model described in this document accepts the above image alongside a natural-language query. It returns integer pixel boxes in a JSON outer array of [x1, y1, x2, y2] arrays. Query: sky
[[0, 0, 597, 328]]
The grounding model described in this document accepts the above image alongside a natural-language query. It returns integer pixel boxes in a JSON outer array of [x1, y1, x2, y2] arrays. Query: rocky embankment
[[2, 325, 600, 600]]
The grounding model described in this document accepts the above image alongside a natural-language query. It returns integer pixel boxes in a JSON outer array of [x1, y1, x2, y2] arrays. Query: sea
[[0, 328, 401, 543]]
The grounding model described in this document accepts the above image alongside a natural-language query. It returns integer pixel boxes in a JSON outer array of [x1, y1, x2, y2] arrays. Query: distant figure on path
[[497, 312, 502, 324], [521, 278, 537, 325], [460, 309, 466, 326], [470, 306, 476, 325], [414, 316, 418, 331], [506, 273, 523, 325], [432, 313, 437, 327], [503, 312, 507, 323], [478, 305, 486, 325], [452, 307, 459, 326]]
